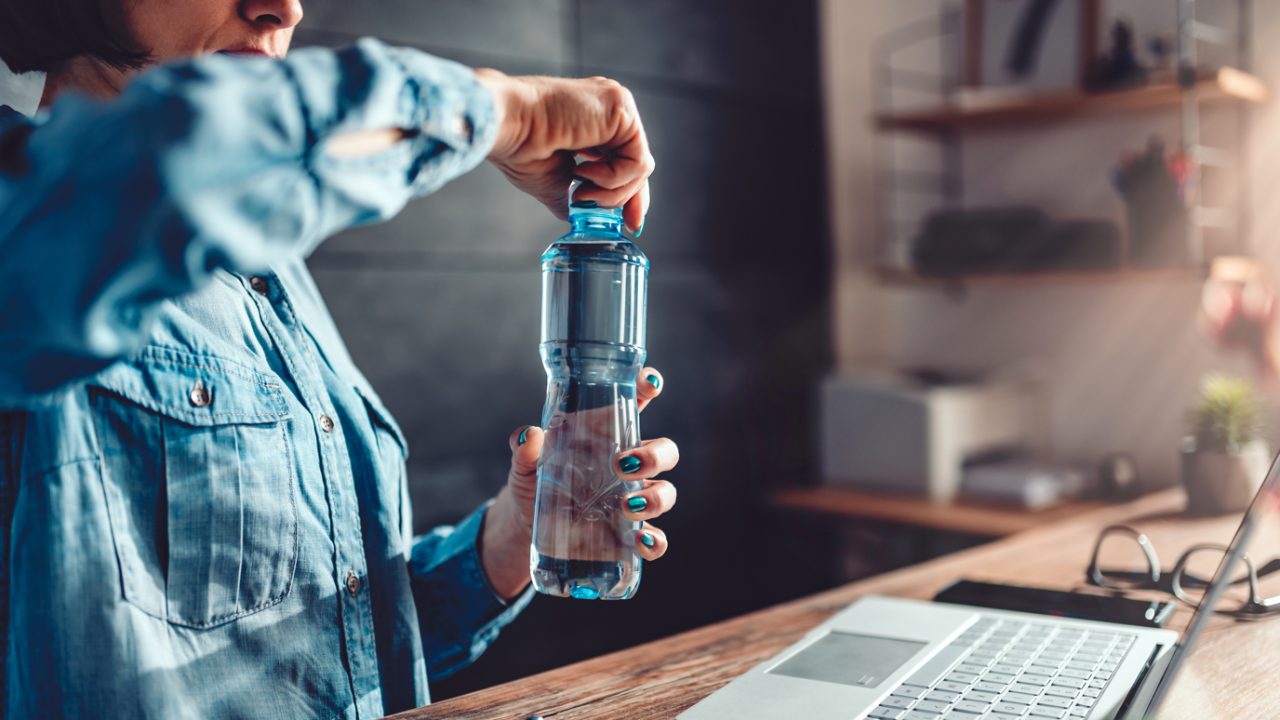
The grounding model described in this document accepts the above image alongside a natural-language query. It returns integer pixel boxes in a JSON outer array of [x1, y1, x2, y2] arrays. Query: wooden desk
[[392, 489, 1280, 719], [771, 486, 1109, 537]]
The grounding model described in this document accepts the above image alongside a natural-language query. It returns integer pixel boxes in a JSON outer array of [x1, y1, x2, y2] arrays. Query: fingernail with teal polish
[[646, 374, 660, 390], [635, 221, 645, 238], [619, 455, 642, 474], [640, 532, 656, 548], [627, 495, 648, 513], [518, 428, 529, 445]]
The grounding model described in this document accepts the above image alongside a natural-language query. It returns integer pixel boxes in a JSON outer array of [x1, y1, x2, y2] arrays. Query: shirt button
[[249, 276, 269, 295], [346, 573, 361, 595], [318, 414, 335, 433], [189, 380, 211, 407]]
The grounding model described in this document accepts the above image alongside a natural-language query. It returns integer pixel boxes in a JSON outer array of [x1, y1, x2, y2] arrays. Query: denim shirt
[[0, 39, 532, 719]]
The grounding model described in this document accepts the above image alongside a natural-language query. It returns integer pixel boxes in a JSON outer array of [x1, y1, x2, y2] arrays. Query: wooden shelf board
[[876, 67, 1269, 133], [770, 485, 1111, 538], [874, 266, 1201, 287]]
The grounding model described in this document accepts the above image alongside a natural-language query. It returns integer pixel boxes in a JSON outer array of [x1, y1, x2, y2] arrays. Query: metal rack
[[872, 0, 1264, 284]]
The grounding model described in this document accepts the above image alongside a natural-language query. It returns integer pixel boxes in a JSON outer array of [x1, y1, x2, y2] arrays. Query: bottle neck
[[570, 214, 624, 234]]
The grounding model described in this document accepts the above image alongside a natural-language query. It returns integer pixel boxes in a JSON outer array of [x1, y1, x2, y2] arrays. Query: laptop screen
[[1144, 448, 1280, 715]]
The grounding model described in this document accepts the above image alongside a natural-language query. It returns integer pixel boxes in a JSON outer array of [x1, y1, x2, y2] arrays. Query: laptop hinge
[[1114, 644, 1164, 719]]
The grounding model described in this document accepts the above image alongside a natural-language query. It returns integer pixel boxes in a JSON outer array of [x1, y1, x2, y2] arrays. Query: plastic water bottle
[[529, 193, 648, 600]]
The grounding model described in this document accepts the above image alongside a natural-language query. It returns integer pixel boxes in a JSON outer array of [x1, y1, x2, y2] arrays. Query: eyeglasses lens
[[1095, 530, 1158, 589], [1177, 547, 1251, 610]]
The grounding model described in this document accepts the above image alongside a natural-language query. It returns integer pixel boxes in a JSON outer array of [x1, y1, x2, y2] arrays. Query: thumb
[[507, 425, 544, 491]]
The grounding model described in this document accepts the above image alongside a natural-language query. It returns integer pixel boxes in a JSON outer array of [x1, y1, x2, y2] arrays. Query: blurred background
[[292, 0, 1280, 701]]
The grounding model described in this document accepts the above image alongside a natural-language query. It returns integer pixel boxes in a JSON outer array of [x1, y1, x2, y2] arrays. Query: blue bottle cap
[[568, 181, 624, 221]]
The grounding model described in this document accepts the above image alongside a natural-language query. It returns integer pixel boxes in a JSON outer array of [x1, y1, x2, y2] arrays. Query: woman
[[0, 1, 678, 718]]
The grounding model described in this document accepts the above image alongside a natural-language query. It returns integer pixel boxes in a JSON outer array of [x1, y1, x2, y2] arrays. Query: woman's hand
[[474, 69, 654, 234], [479, 368, 677, 600]]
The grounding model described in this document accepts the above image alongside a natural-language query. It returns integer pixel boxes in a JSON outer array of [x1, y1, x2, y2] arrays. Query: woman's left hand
[[480, 367, 677, 600]]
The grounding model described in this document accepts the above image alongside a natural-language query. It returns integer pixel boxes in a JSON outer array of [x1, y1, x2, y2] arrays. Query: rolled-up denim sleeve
[[409, 502, 534, 679], [0, 38, 496, 406]]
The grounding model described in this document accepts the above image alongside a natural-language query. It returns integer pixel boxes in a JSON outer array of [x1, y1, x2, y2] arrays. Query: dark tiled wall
[[297, 0, 830, 698]]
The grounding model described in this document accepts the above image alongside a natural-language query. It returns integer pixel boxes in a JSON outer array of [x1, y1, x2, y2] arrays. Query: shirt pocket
[[88, 347, 299, 629]]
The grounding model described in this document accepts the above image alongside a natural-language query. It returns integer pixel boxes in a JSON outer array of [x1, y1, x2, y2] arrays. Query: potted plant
[[1181, 374, 1269, 515]]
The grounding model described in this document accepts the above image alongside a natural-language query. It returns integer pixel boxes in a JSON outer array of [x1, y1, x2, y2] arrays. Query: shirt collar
[[0, 58, 46, 117]]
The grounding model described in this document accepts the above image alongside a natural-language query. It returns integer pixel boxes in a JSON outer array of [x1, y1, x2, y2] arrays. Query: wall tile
[[577, 0, 820, 102], [299, 0, 570, 66]]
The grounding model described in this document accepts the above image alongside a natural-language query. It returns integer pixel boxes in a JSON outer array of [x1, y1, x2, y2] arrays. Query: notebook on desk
[[680, 453, 1280, 720]]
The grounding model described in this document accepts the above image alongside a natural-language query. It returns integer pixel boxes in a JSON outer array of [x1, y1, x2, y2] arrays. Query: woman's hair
[[0, 0, 149, 74]]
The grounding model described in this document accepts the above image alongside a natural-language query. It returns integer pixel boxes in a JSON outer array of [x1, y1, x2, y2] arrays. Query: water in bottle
[[529, 195, 648, 600]]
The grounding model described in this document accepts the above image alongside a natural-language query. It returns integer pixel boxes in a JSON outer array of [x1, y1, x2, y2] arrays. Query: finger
[[571, 127, 654, 209], [636, 367, 663, 412], [624, 180, 649, 235], [507, 425, 544, 487], [622, 479, 677, 521], [616, 436, 679, 479], [572, 171, 648, 212], [573, 155, 648, 191], [635, 523, 668, 560]]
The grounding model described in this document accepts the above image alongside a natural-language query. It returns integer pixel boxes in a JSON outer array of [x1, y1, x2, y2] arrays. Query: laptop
[[680, 453, 1280, 719]]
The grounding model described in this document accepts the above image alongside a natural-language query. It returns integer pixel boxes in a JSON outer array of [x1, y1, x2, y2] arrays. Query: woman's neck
[[39, 56, 130, 109]]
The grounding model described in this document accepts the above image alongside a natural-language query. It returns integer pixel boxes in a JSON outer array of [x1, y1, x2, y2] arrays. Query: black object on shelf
[[1114, 137, 1190, 268], [910, 207, 1123, 277]]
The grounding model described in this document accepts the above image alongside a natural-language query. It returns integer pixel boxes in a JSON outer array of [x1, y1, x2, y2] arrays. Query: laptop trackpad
[[767, 631, 927, 688]]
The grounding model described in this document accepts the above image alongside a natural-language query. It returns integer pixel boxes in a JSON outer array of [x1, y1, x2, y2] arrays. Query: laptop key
[[1004, 692, 1039, 706], [953, 700, 990, 714], [939, 712, 981, 720], [905, 711, 943, 720], [1051, 678, 1086, 690], [975, 681, 1008, 693], [869, 708, 907, 720], [914, 700, 951, 713], [945, 672, 980, 685], [993, 702, 1031, 715], [1042, 686, 1077, 698], [881, 696, 913, 710], [1058, 669, 1091, 680], [893, 686, 928, 699], [937, 681, 970, 693], [1010, 683, 1044, 696], [925, 690, 961, 704], [1017, 674, 1051, 687], [1027, 707, 1066, 719], [963, 690, 998, 703], [986, 672, 1017, 685], [1038, 696, 1074, 709], [1067, 708, 1090, 717]]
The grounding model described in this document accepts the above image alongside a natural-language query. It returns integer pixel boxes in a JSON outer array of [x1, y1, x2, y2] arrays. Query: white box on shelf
[[820, 366, 1047, 503]]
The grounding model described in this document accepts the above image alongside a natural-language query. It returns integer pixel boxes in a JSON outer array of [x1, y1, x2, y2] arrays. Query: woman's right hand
[[475, 69, 654, 234]]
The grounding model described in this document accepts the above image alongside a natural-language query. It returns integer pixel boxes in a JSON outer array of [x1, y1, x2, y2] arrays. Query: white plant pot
[[1180, 438, 1270, 516]]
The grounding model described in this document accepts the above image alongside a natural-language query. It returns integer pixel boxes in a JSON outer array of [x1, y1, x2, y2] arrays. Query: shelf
[[875, 67, 1269, 133], [875, 266, 1203, 287], [770, 486, 1112, 538]]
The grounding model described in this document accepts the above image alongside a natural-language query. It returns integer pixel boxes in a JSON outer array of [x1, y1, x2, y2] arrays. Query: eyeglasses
[[1086, 525, 1280, 619]]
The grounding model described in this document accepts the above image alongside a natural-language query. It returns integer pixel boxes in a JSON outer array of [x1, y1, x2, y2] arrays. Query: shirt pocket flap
[[91, 347, 290, 426], [353, 380, 408, 458]]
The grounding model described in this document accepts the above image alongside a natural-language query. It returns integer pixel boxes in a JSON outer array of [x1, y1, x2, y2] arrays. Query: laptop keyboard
[[867, 616, 1136, 720]]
